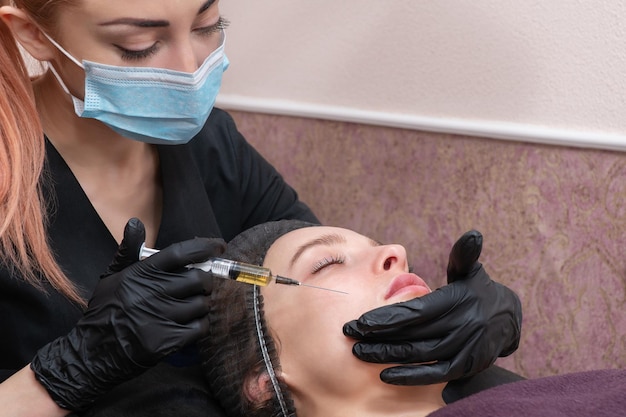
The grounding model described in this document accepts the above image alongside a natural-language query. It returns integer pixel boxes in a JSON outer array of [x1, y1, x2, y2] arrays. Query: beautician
[[0, 0, 522, 415]]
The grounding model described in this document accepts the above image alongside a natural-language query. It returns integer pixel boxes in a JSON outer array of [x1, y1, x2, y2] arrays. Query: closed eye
[[311, 255, 345, 274], [116, 43, 159, 61], [114, 17, 229, 61]]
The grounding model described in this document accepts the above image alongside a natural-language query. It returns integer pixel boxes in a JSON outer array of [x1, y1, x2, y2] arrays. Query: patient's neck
[[293, 381, 446, 417]]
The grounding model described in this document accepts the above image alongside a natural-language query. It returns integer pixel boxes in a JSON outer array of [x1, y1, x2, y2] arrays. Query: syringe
[[139, 245, 348, 294]]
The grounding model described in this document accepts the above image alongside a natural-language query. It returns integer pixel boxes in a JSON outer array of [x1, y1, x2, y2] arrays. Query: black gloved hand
[[100, 217, 148, 276], [343, 230, 522, 385], [31, 218, 226, 411]]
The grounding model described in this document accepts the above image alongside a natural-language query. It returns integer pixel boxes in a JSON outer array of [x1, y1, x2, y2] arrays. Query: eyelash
[[117, 16, 231, 61], [311, 255, 345, 274], [118, 44, 158, 61], [194, 16, 230, 36]]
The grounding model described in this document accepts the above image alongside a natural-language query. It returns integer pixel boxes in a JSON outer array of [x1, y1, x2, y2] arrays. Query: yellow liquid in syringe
[[208, 259, 274, 286], [231, 270, 273, 286]]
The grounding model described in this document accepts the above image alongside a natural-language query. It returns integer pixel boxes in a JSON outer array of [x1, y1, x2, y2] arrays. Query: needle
[[275, 276, 349, 294], [298, 282, 349, 294]]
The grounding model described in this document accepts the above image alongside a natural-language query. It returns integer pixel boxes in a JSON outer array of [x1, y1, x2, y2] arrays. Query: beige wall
[[217, 1, 626, 150]]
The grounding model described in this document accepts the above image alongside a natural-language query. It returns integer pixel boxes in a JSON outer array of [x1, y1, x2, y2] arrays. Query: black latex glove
[[31, 218, 226, 411], [343, 230, 522, 385]]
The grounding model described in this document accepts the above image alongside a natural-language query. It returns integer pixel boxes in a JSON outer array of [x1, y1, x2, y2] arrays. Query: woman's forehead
[[266, 226, 377, 263], [73, 0, 216, 19], [276, 226, 365, 246]]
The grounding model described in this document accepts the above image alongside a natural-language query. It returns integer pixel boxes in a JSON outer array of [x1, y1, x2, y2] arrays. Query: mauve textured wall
[[227, 109, 626, 379]]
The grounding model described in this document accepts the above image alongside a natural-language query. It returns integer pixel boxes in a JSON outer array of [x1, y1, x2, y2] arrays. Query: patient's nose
[[373, 244, 408, 273]]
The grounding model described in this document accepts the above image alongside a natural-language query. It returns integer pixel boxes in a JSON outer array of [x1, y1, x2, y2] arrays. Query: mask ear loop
[[41, 32, 84, 69], [253, 285, 289, 417], [39, 31, 84, 103]]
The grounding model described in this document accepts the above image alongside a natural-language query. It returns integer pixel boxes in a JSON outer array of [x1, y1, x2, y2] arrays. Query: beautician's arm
[[1, 219, 226, 414], [0, 366, 68, 417]]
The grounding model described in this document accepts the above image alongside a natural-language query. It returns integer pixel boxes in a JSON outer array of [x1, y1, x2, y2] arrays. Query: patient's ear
[[244, 371, 273, 405]]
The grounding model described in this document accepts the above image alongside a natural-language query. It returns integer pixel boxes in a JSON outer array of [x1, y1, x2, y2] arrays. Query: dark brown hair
[[200, 220, 318, 417]]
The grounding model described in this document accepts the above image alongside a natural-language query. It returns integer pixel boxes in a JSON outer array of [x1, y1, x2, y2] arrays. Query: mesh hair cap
[[200, 220, 318, 417]]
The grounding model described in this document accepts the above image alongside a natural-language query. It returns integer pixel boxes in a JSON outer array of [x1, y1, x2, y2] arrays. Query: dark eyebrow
[[199, 0, 217, 14], [289, 233, 381, 268], [290, 234, 347, 268], [99, 0, 216, 28], [99, 18, 169, 28]]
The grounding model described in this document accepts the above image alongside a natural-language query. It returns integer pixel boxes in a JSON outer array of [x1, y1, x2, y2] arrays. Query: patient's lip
[[385, 273, 431, 300]]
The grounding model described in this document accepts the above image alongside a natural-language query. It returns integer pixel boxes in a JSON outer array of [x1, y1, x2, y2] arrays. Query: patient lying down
[[201, 220, 445, 417], [200, 220, 626, 417]]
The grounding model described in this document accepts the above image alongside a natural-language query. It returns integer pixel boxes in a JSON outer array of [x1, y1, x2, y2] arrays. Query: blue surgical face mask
[[44, 33, 229, 145]]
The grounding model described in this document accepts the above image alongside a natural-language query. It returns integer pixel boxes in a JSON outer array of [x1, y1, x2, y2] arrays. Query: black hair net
[[200, 220, 318, 417]]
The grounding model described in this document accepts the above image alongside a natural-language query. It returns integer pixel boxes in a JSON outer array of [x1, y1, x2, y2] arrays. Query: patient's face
[[261, 226, 431, 399]]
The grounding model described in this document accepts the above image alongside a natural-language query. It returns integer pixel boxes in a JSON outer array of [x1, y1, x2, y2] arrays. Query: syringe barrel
[[139, 245, 273, 286], [207, 258, 272, 286]]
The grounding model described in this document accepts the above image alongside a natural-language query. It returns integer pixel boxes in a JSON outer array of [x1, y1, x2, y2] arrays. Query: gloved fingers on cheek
[[352, 334, 466, 363], [352, 340, 451, 364], [357, 309, 477, 343], [380, 361, 457, 386], [344, 288, 461, 337], [377, 317, 479, 353]]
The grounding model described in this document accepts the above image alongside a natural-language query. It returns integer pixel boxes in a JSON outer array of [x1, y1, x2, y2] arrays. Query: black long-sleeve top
[[0, 108, 318, 381]]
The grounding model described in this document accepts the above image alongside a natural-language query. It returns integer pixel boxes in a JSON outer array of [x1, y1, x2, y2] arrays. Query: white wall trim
[[216, 95, 626, 152]]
